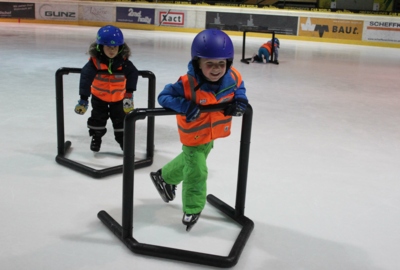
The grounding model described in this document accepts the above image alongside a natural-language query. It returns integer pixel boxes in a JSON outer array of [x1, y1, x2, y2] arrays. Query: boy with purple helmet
[[150, 29, 248, 231]]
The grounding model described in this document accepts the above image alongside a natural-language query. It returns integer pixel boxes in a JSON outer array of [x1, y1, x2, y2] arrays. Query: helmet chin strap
[[106, 45, 122, 74], [192, 58, 233, 91], [192, 59, 233, 90], [118, 44, 124, 54], [191, 59, 233, 91], [96, 44, 124, 75], [194, 75, 222, 91], [107, 59, 113, 74]]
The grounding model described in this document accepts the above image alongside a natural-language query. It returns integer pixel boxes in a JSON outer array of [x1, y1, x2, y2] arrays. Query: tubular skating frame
[[240, 30, 278, 65], [55, 67, 156, 178], [98, 104, 254, 268]]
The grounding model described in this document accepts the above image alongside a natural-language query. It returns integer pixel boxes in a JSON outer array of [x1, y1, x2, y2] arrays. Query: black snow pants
[[87, 95, 125, 147]]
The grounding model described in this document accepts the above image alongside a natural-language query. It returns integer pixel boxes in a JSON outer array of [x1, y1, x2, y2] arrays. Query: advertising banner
[[206, 12, 298, 35], [155, 10, 186, 27], [36, 3, 78, 21], [0, 2, 34, 18], [116, 7, 154, 25], [81, 6, 114, 22], [299, 17, 363, 40], [363, 21, 400, 43]]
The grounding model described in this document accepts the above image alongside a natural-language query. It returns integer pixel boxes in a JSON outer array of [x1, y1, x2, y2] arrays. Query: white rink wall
[[1, 0, 400, 47]]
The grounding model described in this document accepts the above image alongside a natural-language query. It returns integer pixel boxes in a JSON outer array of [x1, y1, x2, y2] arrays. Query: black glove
[[186, 102, 200, 123], [224, 98, 248, 116]]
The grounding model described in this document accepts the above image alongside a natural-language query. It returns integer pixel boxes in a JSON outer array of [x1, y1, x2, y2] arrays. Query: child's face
[[103, 45, 119, 58], [198, 58, 227, 82]]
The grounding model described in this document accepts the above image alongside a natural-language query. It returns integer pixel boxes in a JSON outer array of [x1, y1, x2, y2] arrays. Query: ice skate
[[250, 53, 257, 63], [89, 129, 106, 152], [182, 212, 201, 232], [90, 133, 102, 152], [150, 169, 176, 203]]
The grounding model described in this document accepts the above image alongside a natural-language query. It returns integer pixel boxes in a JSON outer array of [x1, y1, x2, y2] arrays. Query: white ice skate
[[182, 212, 201, 232]]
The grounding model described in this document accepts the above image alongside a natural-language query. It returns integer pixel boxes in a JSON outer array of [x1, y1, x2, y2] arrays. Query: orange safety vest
[[177, 67, 242, 146], [90, 57, 126, 102], [261, 42, 273, 54]]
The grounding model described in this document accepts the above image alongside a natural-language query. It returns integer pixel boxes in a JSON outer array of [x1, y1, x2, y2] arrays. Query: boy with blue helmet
[[150, 29, 248, 231], [96, 25, 124, 46], [75, 25, 139, 152]]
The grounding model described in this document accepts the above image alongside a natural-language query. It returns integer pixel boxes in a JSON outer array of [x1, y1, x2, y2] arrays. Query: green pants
[[161, 141, 214, 214]]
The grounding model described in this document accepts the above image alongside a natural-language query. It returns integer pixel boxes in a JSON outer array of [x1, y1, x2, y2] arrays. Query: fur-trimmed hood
[[87, 42, 132, 60]]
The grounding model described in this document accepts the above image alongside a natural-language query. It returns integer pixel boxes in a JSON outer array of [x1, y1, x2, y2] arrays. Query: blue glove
[[123, 93, 134, 114], [185, 102, 200, 123], [224, 98, 248, 116], [74, 99, 88, 115]]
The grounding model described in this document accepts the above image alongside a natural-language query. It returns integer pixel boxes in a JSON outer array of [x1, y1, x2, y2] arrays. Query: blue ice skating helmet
[[273, 38, 280, 48], [191, 29, 234, 60], [96, 25, 124, 46]]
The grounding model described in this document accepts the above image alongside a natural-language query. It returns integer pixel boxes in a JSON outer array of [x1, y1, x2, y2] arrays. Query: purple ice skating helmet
[[191, 29, 234, 60], [96, 25, 124, 46]]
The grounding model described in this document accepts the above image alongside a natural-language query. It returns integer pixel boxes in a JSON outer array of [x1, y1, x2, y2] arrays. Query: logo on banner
[[83, 6, 111, 21], [159, 11, 184, 26], [128, 8, 152, 24], [368, 21, 400, 30], [301, 17, 328, 37], [116, 7, 154, 24], [39, 4, 76, 19], [301, 17, 360, 38]]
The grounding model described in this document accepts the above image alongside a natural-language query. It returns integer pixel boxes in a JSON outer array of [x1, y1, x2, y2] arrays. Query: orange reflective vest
[[90, 57, 126, 102], [261, 42, 273, 54], [177, 67, 242, 146]]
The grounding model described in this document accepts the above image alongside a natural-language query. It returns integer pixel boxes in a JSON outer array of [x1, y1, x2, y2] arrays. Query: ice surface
[[0, 23, 399, 270]]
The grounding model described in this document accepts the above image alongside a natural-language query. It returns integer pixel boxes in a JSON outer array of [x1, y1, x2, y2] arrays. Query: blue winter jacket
[[158, 60, 247, 113]]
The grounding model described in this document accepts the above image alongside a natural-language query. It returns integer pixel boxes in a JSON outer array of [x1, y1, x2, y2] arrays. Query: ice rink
[[1, 23, 399, 270]]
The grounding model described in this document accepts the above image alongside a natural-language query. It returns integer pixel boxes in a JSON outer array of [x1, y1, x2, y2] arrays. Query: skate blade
[[150, 173, 169, 203], [184, 213, 201, 232]]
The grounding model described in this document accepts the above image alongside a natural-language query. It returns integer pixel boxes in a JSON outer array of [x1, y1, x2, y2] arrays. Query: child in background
[[251, 38, 280, 64], [150, 29, 248, 231], [74, 25, 139, 152]]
